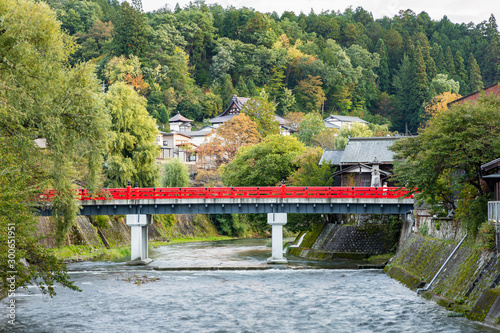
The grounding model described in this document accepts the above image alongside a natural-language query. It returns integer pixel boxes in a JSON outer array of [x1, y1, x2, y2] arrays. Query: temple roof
[[320, 137, 406, 166], [169, 112, 193, 123]]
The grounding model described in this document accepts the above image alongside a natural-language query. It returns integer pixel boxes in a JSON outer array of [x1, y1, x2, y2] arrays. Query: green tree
[[0, 138, 79, 297], [0, 0, 110, 244], [293, 75, 326, 113], [416, 32, 437, 80], [220, 135, 306, 186], [468, 53, 484, 92], [412, 43, 429, 114], [287, 148, 334, 186], [375, 38, 391, 92], [218, 74, 237, 105], [0, 0, 109, 296], [296, 112, 325, 146], [162, 159, 190, 187], [240, 91, 280, 137], [429, 74, 460, 97], [112, 0, 149, 57], [105, 82, 159, 187], [444, 46, 456, 77], [235, 76, 250, 96], [393, 54, 414, 132], [334, 122, 374, 149], [391, 94, 500, 235], [431, 43, 445, 74], [454, 50, 468, 94]]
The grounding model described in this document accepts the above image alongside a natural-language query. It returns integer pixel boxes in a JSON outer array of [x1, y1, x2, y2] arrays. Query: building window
[[163, 141, 168, 146]]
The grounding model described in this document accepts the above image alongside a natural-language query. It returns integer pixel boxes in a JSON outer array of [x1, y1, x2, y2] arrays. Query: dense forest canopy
[[45, 0, 500, 134]]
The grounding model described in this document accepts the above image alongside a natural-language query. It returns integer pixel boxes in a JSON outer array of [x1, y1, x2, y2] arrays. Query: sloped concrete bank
[[385, 233, 500, 329], [288, 221, 398, 260], [35, 214, 220, 256]]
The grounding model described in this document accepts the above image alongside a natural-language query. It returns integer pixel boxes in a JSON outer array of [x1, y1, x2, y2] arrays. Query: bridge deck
[[40, 186, 415, 216]]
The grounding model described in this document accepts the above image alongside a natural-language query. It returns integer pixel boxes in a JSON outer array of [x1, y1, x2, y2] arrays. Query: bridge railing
[[47, 186, 414, 201]]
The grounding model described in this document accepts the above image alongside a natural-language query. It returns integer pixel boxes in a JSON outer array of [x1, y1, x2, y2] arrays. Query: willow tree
[[162, 159, 190, 187], [0, 0, 109, 295], [104, 82, 159, 187]]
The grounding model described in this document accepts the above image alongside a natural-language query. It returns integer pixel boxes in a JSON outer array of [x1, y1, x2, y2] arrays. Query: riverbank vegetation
[[391, 94, 500, 237]]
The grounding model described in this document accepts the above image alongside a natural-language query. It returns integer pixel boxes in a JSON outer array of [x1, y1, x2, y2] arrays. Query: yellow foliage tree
[[422, 91, 461, 125]]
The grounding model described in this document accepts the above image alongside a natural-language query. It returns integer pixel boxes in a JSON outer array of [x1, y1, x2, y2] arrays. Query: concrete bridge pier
[[267, 213, 288, 264], [126, 214, 153, 265]]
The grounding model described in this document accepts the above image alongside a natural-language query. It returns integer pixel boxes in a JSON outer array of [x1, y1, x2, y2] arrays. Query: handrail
[[41, 186, 414, 202], [417, 233, 468, 295]]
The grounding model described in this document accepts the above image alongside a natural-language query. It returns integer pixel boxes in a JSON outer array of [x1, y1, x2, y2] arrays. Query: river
[[1, 239, 497, 332]]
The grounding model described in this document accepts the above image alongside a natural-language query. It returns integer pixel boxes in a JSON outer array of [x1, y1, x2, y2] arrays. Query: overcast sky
[[141, 0, 499, 25]]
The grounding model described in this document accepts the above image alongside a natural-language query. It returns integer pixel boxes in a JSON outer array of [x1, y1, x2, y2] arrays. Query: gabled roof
[[448, 82, 500, 107], [274, 115, 289, 126], [210, 114, 236, 124], [160, 132, 192, 139], [320, 136, 405, 166], [481, 158, 500, 172], [340, 137, 401, 164], [169, 112, 193, 123], [319, 150, 344, 165], [324, 115, 369, 124], [180, 127, 215, 137], [215, 95, 250, 118], [331, 163, 392, 176], [324, 121, 341, 129]]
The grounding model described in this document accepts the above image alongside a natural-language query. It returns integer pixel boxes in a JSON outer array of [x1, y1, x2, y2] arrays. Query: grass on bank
[[50, 236, 235, 261]]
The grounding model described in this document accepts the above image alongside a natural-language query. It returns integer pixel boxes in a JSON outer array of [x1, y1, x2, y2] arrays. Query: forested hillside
[[46, 0, 500, 134]]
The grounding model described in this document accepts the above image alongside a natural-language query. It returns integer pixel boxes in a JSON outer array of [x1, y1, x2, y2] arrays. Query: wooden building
[[320, 137, 405, 187], [209, 95, 294, 135], [482, 158, 500, 201]]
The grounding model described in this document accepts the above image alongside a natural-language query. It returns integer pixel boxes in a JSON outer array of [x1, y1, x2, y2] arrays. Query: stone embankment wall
[[35, 214, 220, 250], [386, 233, 500, 328], [288, 222, 397, 260], [413, 207, 465, 242]]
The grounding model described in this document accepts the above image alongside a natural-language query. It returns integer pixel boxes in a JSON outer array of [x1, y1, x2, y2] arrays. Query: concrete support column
[[126, 214, 153, 265], [267, 213, 288, 264]]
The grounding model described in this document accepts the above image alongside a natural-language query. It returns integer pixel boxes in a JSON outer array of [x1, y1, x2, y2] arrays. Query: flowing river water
[[1, 239, 497, 332]]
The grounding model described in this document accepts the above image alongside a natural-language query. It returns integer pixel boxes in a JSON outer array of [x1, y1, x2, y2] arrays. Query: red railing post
[[126, 184, 131, 200], [281, 183, 286, 198]]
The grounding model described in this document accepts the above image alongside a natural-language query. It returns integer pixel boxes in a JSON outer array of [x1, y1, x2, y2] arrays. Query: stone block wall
[[289, 222, 397, 259]]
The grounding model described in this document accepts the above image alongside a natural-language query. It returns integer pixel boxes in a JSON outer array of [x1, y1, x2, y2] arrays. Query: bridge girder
[[41, 198, 414, 216]]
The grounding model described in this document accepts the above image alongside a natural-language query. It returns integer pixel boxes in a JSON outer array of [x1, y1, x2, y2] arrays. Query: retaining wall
[[385, 233, 500, 328]]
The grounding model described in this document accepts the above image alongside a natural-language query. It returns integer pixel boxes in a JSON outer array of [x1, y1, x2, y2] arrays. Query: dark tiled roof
[[340, 137, 401, 164], [179, 128, 214, 137], [324, 115, 368, 124], [274, 115, 288, 126], [169, 112, 193, 122], [320, 137, 405, 166], [161, 132, 192, 139], [210, 114, 236, 123], [319, 150, 344, 165], [481, 158, 500, 171], [324, 121, 341, 129]]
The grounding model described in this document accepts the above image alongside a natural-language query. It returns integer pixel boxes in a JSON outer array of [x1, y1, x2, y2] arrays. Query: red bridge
[[40, 186, 415, 265], [44, 185, 413, 201]]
